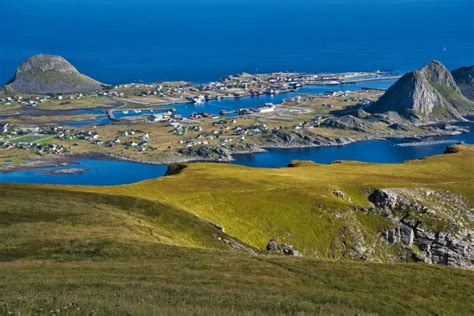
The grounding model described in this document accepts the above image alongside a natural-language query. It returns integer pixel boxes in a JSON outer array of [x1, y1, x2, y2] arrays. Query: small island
[[41, 167, 89, 175]]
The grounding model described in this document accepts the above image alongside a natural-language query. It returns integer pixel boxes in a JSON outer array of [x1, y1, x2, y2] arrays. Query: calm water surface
[[64, 80, 396, 126], [1, 127, 472, 185], [1, 0, 473, 185], [232, 129, 474, 168], [0, 159, 168, 186], [1, 0, 473, 84]]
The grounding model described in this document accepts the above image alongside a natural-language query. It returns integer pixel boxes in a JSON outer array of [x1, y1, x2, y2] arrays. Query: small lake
[[1, 125, 472, 186], [63, 80, 396, 127]]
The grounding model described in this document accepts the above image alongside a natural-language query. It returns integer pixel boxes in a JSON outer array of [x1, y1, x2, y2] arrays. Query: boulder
[[368, 189, 399, 209], [266, 239, 278, 252]]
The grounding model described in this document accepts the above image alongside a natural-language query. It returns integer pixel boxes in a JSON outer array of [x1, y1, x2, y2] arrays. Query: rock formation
[[367, 61, 473, 121], [368, 188, 473, 268], [4, 54, 103, 94], [452, 65, 474, 101]]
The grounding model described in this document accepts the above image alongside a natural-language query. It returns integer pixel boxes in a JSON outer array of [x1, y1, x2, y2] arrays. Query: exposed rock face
[[367, 61, 473, 121], [383, 223, 414, 248], [4, 54, 103, 94], [319, 115, 374, 132], [419, 60, 462, 93], [368, 188, 473, 268], [179, 143, 264, 162], [452, 65, 474, 101], [262, 129, 354, 148]]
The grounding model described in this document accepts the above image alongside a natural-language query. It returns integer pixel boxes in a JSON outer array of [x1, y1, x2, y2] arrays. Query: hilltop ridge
[[367, 61, 473, 121], [4, 54, 103, 95], [452, 65, 474, 101]]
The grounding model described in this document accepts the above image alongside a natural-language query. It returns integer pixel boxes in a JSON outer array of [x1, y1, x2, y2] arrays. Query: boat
[[193, 95, 206, 104], [258, 103, 276, 113]]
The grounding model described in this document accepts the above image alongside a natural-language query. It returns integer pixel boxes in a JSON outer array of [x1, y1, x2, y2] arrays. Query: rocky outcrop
[[262, 129, 354, 148], [452, 65, 474, 101], [368, 188, 473, 268], [319, 115, 374, 132], [179, 143, 264, 162], [265, 239, 302, 257], [4, 54, 103, 94], [367, 61, 473, 121]]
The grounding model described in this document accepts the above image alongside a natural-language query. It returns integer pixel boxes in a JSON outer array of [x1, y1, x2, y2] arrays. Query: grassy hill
[[69, 145, 474, 261], [4, 54, 103, 94], [1, 146, 474, 314]]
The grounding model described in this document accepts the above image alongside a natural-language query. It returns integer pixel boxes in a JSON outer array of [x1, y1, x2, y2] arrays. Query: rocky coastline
[[0, 118, 471, 174]]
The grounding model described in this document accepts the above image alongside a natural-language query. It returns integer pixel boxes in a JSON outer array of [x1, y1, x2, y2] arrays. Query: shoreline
[[1, 123, 471, 175], [0, 73, 398, 122]]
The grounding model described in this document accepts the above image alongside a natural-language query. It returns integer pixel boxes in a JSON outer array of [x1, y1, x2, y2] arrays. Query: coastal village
[[0, 62, 471, 167], [0, 70, 397, 163], [0, 86, 388, 165]]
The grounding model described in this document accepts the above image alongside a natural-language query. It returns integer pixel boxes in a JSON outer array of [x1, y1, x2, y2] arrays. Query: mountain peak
[[419, 60, 461, 93], [4, 54, 103, 95], [16, 55, 79, 74], [367, 61, 472, 121]]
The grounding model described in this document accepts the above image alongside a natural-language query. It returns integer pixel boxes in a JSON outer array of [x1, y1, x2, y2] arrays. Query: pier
[[341, 76, 401, 84]]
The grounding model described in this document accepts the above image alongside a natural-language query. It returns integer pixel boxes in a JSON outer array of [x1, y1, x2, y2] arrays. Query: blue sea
[[1, 0, 473, 85], [1, 0, 473, 185]]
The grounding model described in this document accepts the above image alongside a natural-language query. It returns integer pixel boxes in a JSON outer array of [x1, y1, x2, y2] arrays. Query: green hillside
[[0, 186, 249, 261], [1, 145, 474, 314], [70, 145, 474, 261]]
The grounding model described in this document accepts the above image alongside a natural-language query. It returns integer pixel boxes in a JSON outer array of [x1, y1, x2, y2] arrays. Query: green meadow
[[1, 145, 473, 314]]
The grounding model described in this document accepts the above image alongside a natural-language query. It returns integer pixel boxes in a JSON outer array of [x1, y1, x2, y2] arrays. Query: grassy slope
[[0, 186, 240, 261], [2, 251, 473, 315], [69, 145, 474, 259], [1, 146, 474, 314], [432, 83, 474, 113]]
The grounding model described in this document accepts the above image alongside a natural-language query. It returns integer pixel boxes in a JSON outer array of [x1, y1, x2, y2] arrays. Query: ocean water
[[1, 0, 473, 185], [1, 0, 473, 85], [232, 127, 474, 168]]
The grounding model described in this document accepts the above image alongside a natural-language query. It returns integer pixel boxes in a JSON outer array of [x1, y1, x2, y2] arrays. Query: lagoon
[[64, 79, 397, 126]]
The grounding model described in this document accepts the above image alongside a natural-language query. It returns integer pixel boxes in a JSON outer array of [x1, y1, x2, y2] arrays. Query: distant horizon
[[2, 0, 473, 83], [4, 53, 471, 87]]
